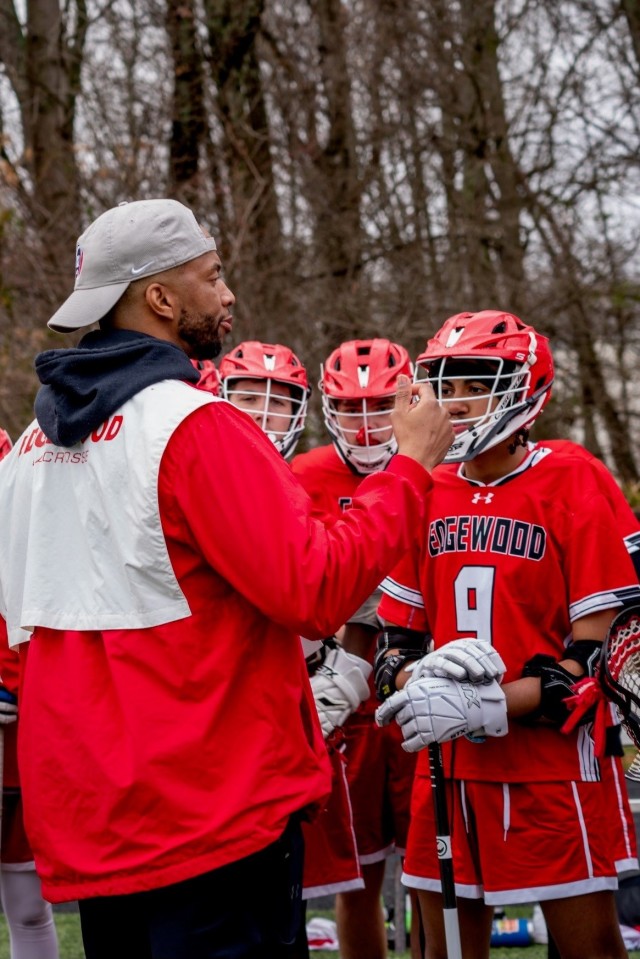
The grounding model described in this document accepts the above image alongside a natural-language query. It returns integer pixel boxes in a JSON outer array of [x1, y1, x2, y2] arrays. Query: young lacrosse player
[[292, 339, 422, 959], [375, 310, 640, 959], [218, 340, 310, 459], [218, 341, 371, 958]]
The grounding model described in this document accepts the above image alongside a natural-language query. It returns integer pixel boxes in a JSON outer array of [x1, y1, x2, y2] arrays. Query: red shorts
[[403, 772, 622, 906], [600, 754, 638, 876], [342, 712, 417, 863], [2, 792, 35, 868], [302, 744, 363, 897]]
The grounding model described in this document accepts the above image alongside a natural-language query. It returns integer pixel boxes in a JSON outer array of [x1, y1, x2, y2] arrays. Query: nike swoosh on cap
[[130, 261, 156, 275]]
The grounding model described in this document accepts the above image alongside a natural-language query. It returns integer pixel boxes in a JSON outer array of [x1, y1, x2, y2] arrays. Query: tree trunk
[[25, 0, 84, 295], [203, 0, 293, 331], [167, 0, 206, 209]]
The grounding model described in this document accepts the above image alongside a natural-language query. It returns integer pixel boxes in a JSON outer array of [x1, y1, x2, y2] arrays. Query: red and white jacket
[[0, 382, 431, 901]]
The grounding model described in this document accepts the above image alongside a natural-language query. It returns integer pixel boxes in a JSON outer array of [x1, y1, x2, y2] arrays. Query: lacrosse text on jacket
[[17, 415, 124, 455]]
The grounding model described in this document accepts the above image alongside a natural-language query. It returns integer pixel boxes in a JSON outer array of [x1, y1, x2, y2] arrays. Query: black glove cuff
[[521, 654, 593, 727], [306, 637, 339, 677], [375, 653, 412, 701], [373, 627, 429, 701]]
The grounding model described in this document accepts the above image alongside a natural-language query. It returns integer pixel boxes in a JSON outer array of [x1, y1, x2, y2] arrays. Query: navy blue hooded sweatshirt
[[34, 329, 201, 448]]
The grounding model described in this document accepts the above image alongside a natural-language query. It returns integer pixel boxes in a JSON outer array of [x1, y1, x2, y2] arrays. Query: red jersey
[[9, 403, 432, 902], [0, 618, 19, 790], [536, 438, 640, 555], [291, 444, 362, 521], [379, 445, 640, 783], [292, 443, 380, 715], [0, 432, 19, 789], [0, 429, 11, 461]]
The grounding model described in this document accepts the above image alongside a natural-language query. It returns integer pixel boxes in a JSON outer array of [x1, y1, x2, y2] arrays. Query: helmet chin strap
[[507, 428, 530, 455]]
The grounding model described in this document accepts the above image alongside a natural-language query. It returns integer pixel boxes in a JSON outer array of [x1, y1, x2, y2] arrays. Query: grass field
[[0, 910, 635, 959]]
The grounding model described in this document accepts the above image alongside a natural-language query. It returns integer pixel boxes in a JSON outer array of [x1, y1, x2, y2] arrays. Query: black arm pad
[[374, 627, 430, 701], [521, 654, 594, 726]]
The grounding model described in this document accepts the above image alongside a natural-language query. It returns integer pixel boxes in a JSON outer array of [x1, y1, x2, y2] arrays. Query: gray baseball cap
[[48, 198, 217, 332]]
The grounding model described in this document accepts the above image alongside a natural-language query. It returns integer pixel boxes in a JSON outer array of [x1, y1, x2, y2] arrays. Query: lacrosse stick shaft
[[428, 742, 462, 959]]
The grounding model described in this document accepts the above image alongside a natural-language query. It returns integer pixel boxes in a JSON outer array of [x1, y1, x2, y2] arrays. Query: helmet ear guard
[[415, 311, 554, 463]]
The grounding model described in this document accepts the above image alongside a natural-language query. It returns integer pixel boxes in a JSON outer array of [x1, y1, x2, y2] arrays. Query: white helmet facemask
[[321, 395, 397, 474], [223, 379, 308, 460], [415, 357, 538, 463]]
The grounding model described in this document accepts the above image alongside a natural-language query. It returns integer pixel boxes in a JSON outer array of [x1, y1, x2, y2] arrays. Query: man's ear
[[144, 280, 177, 320]]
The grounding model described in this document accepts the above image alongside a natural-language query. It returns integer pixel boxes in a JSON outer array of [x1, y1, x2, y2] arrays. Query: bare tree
[[0, 0, 638, 479], [621, 0, 640, 74], [202, 0, 298, 332], [0, 0, 87, 290], [167, 0, 206, 208]]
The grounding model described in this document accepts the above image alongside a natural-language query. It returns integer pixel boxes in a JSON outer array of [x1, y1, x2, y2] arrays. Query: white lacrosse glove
[[375, 676, 507, 752], [0, 688, 17, 726], [407, 639, 506, 685], [310, 646, 372, 738]]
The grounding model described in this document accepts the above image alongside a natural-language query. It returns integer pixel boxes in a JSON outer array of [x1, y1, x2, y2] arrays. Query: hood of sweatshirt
[[34, 329, 201, 447]]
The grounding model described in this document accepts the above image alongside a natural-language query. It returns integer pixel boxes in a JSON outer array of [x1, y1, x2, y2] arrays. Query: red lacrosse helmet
[[191, 359, 221, 395], [320, 339, 412, 474], [0, 428, 11, 463], [415, 310, 554, 462], [218, 341, 310, 459]]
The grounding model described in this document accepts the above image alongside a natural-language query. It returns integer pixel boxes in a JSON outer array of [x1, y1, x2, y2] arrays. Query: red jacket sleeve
[[159, 402, 432, 639]]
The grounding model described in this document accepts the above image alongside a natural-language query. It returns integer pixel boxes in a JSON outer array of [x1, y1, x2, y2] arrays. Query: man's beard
[[195, 339, 223, 360], [178, 309, 224, 360]]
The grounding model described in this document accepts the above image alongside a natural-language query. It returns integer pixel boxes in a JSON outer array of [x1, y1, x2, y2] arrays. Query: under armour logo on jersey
[[472, 491, 494, 504]]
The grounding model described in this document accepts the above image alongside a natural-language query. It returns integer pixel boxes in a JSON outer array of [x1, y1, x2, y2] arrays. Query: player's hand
[[407, 639, 506, 685], [375, 675, 507, 752], [391, 376, 454, 472], [0, 687, 17, 725], [310, 646, 372, 738]]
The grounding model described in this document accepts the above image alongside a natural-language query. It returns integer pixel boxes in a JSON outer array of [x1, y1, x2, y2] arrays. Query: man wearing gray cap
[[0, 198, 453, 959]]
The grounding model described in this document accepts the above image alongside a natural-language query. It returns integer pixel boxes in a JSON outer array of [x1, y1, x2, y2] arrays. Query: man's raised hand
[[391, 376, 454, 472]]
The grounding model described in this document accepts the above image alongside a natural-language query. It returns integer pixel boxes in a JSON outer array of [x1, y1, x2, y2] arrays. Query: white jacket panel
[[0, 381, 215, 646]]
